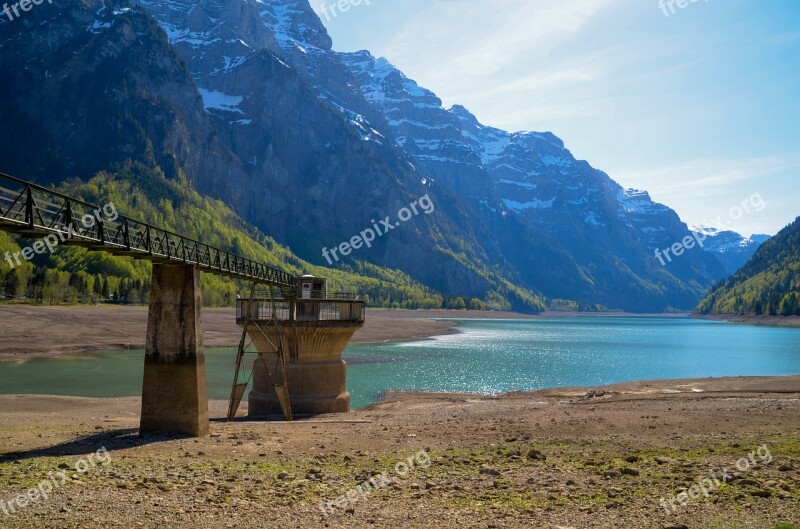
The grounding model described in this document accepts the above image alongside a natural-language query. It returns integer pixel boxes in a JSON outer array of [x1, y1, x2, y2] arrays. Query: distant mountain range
[[689, 226, 771, 274], [0, 0, 770, 311], [697, 217, 800, 315]]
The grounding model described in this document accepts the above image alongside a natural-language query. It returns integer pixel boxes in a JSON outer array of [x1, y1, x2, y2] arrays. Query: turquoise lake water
[[1, 317, 798, 409]]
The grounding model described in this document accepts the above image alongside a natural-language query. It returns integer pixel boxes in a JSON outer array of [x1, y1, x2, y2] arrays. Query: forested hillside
[[696, 217, 800, 315], [0, 164, 460, 309]]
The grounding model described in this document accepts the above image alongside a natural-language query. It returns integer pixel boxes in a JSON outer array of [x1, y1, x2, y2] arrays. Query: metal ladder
[[227, 283, 293, 421]]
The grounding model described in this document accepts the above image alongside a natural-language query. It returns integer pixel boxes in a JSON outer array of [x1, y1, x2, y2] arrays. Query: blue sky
[[313, 0, 800, 236]]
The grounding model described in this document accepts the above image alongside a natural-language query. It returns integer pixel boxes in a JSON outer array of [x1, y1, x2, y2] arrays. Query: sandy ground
[[0, 377, 798, 528], [0, 306, 534, 359]]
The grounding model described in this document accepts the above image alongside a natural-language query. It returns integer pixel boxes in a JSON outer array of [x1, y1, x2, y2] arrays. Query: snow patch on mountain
[[497, 179, 537, 190], [540, 154, 572, 168], [502, 197, 556, 211], [689, 225, 771, 274], [345, 53, 437, 105], [198, 89, 244, 114], [584, 212, 603, 226], [160, 23, 221, 46]]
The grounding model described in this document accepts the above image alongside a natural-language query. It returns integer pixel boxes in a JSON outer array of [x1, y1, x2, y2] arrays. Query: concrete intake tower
[[234, 275, 364, 417]]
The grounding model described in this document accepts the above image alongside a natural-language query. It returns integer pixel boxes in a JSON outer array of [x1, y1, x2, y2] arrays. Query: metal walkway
[[0, 171, 295, 289]]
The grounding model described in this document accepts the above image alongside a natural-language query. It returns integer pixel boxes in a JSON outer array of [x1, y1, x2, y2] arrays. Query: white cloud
[[615, 155, 800, 196], [374, 0, 625, 92]]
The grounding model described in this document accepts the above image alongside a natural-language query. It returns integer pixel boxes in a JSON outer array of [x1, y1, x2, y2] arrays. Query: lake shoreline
[[0, 306, 534, 360], [691, 312, 800, 327], [1, 305, 799, 360], [2, 374, 800, 414]]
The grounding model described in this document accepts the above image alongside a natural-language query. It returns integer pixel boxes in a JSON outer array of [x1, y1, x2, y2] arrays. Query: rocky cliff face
[[0, 0, 221, 183], [0, 0, 746, 311], [0, 0, 538, 308], [128, 0, 536, 303]]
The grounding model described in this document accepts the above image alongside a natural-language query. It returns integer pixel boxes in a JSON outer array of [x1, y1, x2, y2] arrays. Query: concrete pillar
[[247, 323, 360, 416], [250, 357, 351, 415], [140, 264, 209, 437]]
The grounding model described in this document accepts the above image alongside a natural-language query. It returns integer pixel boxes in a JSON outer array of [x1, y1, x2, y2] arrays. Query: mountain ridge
[[690, 226, 771, 274], [0, 0, 766, 311]]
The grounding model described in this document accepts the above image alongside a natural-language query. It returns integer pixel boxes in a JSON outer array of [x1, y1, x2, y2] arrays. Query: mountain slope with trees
[[696, 217, 800, 315], [0, 164, 453, 309]]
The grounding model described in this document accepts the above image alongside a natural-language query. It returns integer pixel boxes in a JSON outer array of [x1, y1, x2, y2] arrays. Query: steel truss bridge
[[0, 171, 367, 431], [0, 171, 295, 290]]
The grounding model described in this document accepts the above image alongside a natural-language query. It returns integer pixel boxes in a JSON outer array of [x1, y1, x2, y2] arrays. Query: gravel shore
[[0, 376, 798, 528]]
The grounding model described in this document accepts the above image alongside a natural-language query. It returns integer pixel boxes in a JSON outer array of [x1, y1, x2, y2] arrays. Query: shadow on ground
[[0, 429, 192, 463]]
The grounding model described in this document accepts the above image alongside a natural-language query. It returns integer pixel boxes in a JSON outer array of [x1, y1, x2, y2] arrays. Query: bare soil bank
[[0, 376, 798, 528]]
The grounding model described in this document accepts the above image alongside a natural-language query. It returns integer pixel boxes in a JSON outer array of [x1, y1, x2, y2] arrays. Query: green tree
[[469, 298, 485, 311], [779, 293, 798, 316], [4, 269, 20, 298], [450, 297, 466, 310]]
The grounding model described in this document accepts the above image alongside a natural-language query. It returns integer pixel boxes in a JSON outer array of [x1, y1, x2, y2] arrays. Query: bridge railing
[[236, 298, 366, 324], [246, 290, 363, 301], [0, 172, 295, 287]]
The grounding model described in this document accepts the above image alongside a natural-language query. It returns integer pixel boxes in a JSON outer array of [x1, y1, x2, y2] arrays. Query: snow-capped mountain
[[0, 0, 739, 311], [343, 50, 686, 241], [338, 48, 729, 308], [690, 226, 771, 274]]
